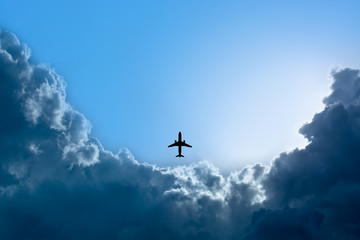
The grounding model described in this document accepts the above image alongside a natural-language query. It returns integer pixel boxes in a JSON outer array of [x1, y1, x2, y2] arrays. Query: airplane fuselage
[[177, 132, 182, 156]]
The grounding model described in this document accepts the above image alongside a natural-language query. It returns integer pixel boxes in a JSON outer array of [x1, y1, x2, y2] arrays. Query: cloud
[[1, 30, 360, 239], [253, 67, 360, 239]]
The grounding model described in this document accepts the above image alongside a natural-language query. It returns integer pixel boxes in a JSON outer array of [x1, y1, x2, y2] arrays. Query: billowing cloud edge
[[1, 30, 360, 239]]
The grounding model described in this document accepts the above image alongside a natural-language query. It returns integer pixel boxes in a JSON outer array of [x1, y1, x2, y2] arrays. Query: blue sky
[[1, 0, 360, 171], [2, 3, 360, 238]]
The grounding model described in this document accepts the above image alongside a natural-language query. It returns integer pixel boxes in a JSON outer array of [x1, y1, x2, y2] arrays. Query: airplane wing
[[181, 142, 192, 148], [168, 142, 178, 147]]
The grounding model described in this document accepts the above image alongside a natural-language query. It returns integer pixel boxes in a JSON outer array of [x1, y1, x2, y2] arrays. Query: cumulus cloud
[[1, 30, 360, 239]]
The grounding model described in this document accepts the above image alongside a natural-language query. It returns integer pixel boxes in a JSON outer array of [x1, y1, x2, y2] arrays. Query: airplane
[[168, 131, 192, 157]]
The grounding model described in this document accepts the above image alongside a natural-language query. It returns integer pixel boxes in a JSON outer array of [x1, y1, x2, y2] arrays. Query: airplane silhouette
[[168, 131, 192, 157]]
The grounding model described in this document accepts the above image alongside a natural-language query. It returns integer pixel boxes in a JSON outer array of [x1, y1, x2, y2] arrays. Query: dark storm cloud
[[246, 68, 360, 239], [1, 30, 360, 239]]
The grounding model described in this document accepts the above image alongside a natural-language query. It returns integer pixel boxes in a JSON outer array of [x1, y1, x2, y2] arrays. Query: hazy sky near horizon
[[1, 0, 360, 170]]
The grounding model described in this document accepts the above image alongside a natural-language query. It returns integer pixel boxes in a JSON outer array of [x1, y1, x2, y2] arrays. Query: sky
[[1, 1, 360, 170], [2, 1, 360, 239]]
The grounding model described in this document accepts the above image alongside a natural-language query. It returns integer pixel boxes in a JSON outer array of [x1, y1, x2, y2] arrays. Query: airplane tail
[[176, 154, 184, 158]]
